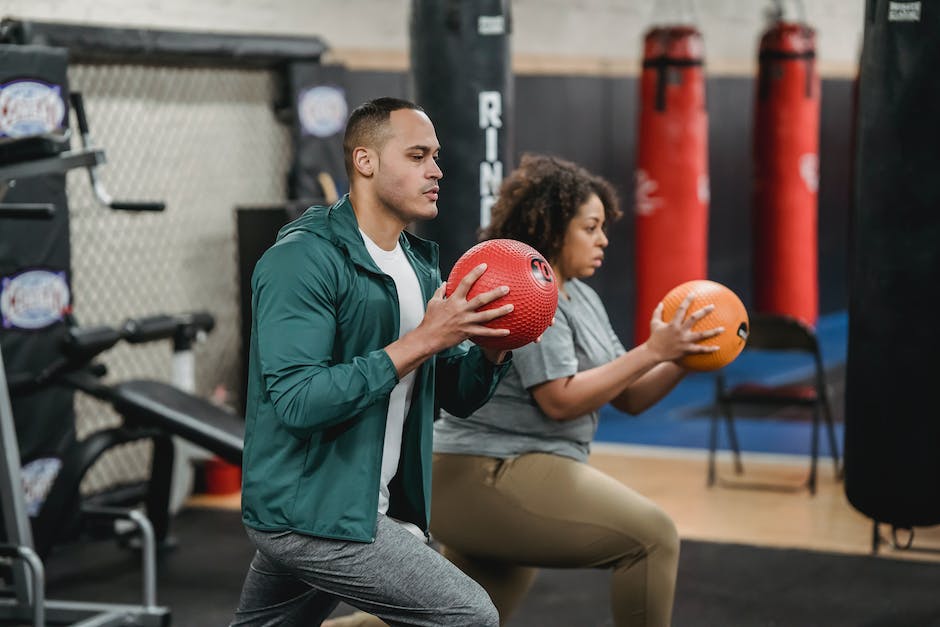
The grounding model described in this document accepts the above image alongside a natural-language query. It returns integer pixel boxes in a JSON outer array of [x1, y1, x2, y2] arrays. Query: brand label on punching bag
[[298, 86, 348, 138], [634, 169, 663, 216], [0, 269, 71, 330], [799, 153, 819, 193], [0, 80, 66, 139], [479, 91, 503, 228], [697, 174, 711, 205], [888, 1, 921, 21], [478, 16, 505, 35]]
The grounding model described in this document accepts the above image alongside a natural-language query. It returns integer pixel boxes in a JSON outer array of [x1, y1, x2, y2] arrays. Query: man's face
[[372, 108, 443, 225]]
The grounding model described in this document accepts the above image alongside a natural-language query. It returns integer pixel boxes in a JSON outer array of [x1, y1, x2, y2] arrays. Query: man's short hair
[[343, 97, 424, 178]]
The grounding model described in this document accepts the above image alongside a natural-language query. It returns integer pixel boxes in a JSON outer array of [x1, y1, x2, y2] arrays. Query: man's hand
[[385, 263, 514, 377], [416, 263, 513, 354]]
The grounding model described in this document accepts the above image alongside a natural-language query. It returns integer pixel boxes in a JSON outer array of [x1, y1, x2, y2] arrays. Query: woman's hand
[[644, 294, 723, 363]]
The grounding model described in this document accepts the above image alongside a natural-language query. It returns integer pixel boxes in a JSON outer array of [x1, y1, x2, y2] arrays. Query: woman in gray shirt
[[431, 154, 719, 627], [326, 155, 720, 627]]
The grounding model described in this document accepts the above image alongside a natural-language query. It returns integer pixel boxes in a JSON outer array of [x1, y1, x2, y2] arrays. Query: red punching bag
[[634, 25, 709, 345], [752, 19, 820, 325]]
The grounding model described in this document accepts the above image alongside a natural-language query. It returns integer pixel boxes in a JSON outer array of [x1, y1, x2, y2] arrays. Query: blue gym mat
[[595, 311, 847, 456]]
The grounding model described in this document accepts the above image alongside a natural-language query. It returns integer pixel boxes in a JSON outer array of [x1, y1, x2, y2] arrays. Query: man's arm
[[259, 252, 511, 437], [435, 342, 512, 418], [255, 241, 401, 437], [384, 262, 512, 376]]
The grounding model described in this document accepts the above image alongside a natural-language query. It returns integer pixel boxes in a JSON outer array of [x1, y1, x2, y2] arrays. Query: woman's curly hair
[[480, 153, 622, 263]]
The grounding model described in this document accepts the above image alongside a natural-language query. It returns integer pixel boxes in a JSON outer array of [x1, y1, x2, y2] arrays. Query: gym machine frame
[[0, 105, 170, 624], [0, 218, 169, 627]]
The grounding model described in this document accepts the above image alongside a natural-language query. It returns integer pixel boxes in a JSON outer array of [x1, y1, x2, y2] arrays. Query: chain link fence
[[63, 63, 290, 492]]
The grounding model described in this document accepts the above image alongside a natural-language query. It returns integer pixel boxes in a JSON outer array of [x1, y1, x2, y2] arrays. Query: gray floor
[[43, 507, 940, 627]]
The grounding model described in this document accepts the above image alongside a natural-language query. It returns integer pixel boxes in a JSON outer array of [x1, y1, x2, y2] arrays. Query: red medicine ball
[[445, 239, 558, 351]]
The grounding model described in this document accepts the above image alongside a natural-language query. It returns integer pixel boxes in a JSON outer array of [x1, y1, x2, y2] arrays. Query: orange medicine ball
[[660, 279, 749, 372]]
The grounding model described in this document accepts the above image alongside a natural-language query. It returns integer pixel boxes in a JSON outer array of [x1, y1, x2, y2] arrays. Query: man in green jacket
[[231, 97, 513, 626]]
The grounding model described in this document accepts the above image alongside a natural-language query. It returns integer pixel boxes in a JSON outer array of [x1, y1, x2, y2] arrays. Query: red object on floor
[[204, 457, 242, 494]]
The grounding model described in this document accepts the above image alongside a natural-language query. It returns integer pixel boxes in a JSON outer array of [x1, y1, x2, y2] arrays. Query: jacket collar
[[321, 195, 438, 275]]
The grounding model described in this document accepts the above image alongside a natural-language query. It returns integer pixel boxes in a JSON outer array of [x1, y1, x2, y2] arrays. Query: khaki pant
[[430, 452, 679, 627]]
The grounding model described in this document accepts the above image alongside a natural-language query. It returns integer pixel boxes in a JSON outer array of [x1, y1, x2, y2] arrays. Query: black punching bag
[[0, 44, 75, 465], [845, 0, 940, 528], [409, 0, 513, 274]]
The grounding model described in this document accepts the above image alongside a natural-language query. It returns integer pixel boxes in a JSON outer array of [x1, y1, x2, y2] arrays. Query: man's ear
[[352, 147, 374, 177]]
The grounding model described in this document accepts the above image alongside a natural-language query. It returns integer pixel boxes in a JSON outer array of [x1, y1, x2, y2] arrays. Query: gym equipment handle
[[70, 91, 91, 136], [123, 311, 216, 344], [69, 92, 166, 212], [0, 204, 55, 219], [64, 325, 123, 359], [108, 201, 166, 211]]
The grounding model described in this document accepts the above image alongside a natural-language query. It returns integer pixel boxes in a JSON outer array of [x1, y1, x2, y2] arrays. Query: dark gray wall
[[343, 71, 853, 343]]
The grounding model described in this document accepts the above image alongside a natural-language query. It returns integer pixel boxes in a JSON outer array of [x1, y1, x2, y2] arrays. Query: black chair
[[707, 313, 841, 495]]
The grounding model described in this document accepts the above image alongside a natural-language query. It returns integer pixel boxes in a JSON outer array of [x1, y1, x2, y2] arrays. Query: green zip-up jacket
[[241, 196, 510, 542]]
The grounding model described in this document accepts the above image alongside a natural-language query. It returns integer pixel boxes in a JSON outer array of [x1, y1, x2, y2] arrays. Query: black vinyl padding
[[109, 380, 243, 465]]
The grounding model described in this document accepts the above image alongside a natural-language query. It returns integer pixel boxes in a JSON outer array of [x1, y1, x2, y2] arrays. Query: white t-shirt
[[359, 230, 425, 528]]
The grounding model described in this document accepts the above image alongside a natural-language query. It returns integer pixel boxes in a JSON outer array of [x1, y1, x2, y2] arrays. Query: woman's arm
[[609, 361, 686, 415], [530, 297, 720, 421], [529, 343, 662, 420]]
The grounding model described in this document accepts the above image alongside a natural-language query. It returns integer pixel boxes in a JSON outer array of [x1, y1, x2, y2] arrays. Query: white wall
[[3, 1, 863, 75]]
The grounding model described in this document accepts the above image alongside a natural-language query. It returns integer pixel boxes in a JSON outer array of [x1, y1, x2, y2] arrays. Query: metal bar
[[128, 509, 159, 607], [81, 506, 159, 607], [0, 148, 105, 182], [0, 202, 56, 217], [1, 18, 326, 67], [0, 349, 37, 605], [70, 92, 165, 212], [45, 599, 169, 626], [18, 545, 45, 627], [0, 544, 45, 625]]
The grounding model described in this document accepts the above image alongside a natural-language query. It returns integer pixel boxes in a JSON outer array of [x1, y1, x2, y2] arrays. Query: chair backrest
[[745, 313, 819, 354]]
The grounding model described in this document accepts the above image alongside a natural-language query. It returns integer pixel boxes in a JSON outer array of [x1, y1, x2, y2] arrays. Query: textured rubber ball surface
[[661, 279, 749, 371], [445, 239, 558, 351]]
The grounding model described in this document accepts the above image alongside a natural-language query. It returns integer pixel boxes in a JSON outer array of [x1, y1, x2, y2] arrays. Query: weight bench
[[108, 380, 244, 467]]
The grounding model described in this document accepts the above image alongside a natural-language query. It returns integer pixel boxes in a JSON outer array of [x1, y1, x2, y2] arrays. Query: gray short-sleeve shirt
[[433, 279, 626, 462]]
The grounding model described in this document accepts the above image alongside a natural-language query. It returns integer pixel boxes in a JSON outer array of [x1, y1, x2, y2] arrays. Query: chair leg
[[708, 401, 719, 486], [722, 403, 744, 475], [808, 402, 821, 495], [821, 394, 842, 478]]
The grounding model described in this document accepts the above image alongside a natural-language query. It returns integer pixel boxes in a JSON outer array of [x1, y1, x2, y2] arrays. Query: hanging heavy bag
[[633, 24, 709, 345]]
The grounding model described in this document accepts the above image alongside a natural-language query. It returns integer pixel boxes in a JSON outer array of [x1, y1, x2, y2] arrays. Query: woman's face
[[555, 193, 608, 282]]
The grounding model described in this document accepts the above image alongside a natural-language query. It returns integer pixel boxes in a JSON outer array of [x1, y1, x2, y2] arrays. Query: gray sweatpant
[[230, 514, 498, 627]]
